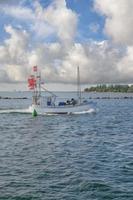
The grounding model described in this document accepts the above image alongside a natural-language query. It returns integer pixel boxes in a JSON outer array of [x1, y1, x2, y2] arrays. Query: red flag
[[28, 76, 36, 90], [33, 66, 37, 72]]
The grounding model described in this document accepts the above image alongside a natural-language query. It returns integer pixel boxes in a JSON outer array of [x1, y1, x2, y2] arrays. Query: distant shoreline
[[0, 95, 133, 100], [87, 96, 133, 100], [84, 84, 133, 93], [0, 97, 28, 100]]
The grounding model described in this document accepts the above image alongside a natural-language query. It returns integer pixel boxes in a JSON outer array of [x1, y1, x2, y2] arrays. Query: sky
[[0, 0, 133, 91]]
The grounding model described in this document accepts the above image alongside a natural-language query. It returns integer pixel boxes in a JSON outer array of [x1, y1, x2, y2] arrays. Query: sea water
[[0, 92, 133, 199]]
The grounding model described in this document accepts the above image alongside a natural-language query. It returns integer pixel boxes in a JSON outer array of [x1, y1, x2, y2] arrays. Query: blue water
[[0, 92, 133, 199]]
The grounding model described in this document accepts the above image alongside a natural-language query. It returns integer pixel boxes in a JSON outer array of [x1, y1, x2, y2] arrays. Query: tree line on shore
[[84, 85, 133, 93]]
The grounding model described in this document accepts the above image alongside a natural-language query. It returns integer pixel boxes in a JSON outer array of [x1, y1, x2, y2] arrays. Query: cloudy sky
[[0, 0, 133, 91]]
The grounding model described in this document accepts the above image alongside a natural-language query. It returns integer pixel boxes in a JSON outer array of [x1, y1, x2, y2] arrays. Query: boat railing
[[39, 95, 87, 107]]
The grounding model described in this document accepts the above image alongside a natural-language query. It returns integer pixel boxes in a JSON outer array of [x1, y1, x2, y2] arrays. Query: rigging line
[[41, 86, 57, 97]]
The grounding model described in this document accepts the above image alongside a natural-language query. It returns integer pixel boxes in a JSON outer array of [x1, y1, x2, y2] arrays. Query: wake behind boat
[[28, 66, 96, 116]]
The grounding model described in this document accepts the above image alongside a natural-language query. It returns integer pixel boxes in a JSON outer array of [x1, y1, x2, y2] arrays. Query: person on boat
[[70, 98, 77, 105], [47, 96, 52, 106], [66, 100, 71, 105]]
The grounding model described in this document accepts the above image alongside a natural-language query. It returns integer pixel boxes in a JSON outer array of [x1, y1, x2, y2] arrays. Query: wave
[[0, 108, 31, 114], [0, 107, 97, 115], [72, 108, 96, 115]]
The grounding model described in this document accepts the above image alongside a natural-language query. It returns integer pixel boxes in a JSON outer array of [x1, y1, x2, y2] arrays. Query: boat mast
[[77, 66, 81, 104], [38, 71, 41, 99], [36, 68, 41, 105], [32, 66, 41, 105]]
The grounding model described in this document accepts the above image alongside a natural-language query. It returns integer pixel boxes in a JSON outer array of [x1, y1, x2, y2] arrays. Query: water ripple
[[0, 97, 133, 199]]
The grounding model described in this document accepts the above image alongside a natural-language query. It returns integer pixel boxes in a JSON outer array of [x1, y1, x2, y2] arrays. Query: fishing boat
[[28, 66, 96, 115]]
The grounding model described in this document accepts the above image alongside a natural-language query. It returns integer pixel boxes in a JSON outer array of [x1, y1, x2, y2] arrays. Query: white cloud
[[0, 0, 19, 5], [0, 25, 29, 82], [41, 0, 78, 44], [1, 0, 133, 89], [0, 24, 133, 86], [54, 41, 122, 84], [116, 46, 133, 82], [94, 0, 133, 45], [4, 25, 29, 65], [0, 0, 78, 43], [1, 5, 34, 20], [0, 69, 9, 83]]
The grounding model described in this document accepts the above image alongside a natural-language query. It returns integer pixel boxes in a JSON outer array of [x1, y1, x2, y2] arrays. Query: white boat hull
[[29, 102, 95, 115]]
